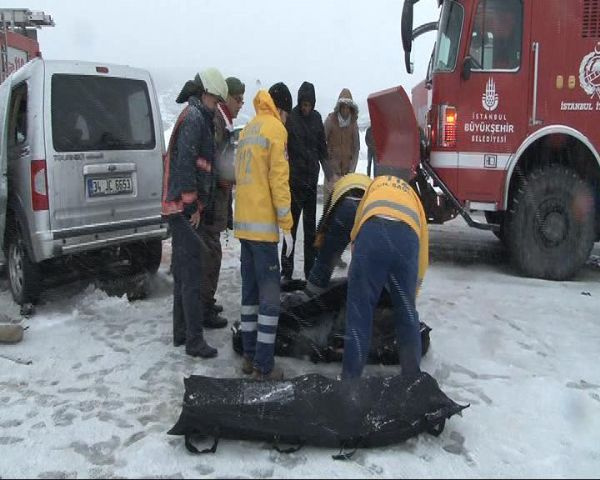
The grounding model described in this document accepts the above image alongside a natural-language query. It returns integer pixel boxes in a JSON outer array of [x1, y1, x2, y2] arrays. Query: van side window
[[8, 83, 28, 148], [468, 0, 523, 71]]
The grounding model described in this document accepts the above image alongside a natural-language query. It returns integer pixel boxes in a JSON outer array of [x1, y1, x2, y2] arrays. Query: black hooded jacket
[[286, 81, 330, 189]]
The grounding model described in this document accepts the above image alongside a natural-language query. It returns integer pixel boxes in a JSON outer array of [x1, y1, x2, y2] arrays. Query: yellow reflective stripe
[[241, 321, 257, 332], [258, 315, 278, 327], [257, 332, 276, 344], [234, 221, 279, 234], [241, 305, 259, 315], [277, 207, 290, 218], [361, 200, 421, 228], [237, 135, 270, 150]]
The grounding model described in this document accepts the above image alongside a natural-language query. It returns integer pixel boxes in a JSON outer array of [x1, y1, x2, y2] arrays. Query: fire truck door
[[457, 0, 530, 205]]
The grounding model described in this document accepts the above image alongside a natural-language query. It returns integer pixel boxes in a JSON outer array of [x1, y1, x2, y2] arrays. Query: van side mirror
[[462, 56, 473, 81]]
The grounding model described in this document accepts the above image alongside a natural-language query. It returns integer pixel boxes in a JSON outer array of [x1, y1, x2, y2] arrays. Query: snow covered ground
[[1, 210, 599, 478]]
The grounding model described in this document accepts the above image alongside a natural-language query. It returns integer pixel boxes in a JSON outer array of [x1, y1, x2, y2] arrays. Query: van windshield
[[51, 74, 156, 152]]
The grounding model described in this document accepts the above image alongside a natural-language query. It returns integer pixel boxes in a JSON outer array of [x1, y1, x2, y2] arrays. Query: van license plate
[[87, 176, 133, 197]]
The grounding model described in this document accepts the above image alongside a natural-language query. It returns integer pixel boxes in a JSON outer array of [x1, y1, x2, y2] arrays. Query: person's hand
[[189, 210, 201, 228], [282, 231, 294, 258]]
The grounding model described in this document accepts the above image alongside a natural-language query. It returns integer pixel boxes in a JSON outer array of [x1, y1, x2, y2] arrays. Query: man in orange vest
[[341, 169, 429, 379]]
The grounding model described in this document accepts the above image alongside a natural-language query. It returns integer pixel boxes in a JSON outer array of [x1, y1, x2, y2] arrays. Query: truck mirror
[[401, 0, 416, 73], [462, 57, 473, 81]]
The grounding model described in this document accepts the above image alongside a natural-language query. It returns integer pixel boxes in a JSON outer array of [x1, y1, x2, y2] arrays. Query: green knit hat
[[225, 77, 245, 97]]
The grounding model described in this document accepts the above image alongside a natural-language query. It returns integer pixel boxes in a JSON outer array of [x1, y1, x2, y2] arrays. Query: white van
[[0, 58, 168, 304]]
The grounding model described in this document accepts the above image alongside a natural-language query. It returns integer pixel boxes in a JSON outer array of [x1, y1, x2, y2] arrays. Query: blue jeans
[[342, 217, 422, 379], [307, 198, 359, 291], [240, 240, 281, 374]]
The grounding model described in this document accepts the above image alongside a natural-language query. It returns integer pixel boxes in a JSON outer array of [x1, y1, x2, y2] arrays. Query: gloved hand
[[282, 230, 294, 258]]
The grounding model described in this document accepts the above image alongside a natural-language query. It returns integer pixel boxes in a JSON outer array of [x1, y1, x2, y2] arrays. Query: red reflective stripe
[[161, 107, 190, 216]]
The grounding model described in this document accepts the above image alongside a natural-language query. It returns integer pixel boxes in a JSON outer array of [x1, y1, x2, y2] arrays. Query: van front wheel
[[128, 239, 163, 275], [7, 227, 41, 305]]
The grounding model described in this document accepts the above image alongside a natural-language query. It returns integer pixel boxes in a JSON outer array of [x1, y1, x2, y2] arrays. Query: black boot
[[185, 337, 218, 358], [203, 304, 228, 329]]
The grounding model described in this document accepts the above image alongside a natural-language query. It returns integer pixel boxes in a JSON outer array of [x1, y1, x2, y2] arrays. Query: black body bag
[[232, 278, 432, 364], [168, 372, 468, 458]]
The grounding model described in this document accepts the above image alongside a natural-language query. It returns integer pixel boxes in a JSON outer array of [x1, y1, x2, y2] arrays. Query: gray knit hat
[[226, 77, 245, 97]]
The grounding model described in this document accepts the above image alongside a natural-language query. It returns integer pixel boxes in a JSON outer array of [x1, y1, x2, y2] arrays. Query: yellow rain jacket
[[351, 175, 429, 293], [234, 90, 293, 242]]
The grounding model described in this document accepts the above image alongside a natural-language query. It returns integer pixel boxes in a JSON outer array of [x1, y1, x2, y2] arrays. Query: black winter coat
[[166, 96, 216, 214], [286, 106, 330, 190]]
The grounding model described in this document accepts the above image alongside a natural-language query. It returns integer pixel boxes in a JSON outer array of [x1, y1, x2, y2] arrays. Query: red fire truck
[[370, 0, 600, 280], [0, 8, 54, 83]]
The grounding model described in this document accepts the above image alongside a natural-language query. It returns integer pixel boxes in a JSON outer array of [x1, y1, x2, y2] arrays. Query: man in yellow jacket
[[341, 171, 429, 380], [305, 173, 372, 296], [234, 83, 294, 381]]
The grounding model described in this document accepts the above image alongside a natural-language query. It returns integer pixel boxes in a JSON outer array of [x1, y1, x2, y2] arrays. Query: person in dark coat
[[365, 125, 377, 177], [197, 76, 246, 329], [162, 68, 228, 358], [281, 81, 331, 281]]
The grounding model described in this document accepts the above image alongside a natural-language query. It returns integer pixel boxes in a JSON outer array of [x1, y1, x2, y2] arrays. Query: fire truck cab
[[397, 0, 600, 280]]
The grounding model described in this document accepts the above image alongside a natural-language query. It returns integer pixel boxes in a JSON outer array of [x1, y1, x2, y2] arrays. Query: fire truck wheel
[[506, 165, 595, 280], [484, 211, 506, 244]]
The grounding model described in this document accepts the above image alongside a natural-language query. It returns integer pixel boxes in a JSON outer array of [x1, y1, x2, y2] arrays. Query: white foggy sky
[[9, 0, 440, 117]]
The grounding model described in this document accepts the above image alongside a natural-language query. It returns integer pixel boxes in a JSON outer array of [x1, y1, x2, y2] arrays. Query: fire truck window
[[433, 0, 464, 72], [469, 0, 523, 71]]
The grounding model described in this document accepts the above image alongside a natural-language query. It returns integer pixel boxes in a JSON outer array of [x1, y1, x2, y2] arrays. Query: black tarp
[[232, 277, 432, 364], [168, 372, 467, 456]]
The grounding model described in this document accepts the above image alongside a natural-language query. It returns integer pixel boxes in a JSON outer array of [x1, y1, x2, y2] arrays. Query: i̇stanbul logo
[[580, 42, 600, 99], [482, 78, 499, 111]]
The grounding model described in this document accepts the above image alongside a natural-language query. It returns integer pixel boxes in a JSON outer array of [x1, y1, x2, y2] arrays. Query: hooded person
[[324, 88, 360, 198], [281, 81, 331, 282], [233, 82, 294, 381], [162, 67, 228, 358], [195, 76, 246, 329]]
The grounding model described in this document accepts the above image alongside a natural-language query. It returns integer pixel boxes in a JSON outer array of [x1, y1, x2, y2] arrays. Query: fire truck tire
[[506, 165, 595, 280], [484, 211, 506, 244]]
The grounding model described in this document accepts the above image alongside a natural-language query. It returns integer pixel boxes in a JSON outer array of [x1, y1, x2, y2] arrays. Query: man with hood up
[[324, 88, 360, 198], [234, 83, 294, 381], [282, 81, 331, 281]]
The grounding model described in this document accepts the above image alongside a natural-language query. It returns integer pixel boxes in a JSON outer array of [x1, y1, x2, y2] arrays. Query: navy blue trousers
[[169, 214, 205, 344], [240, 240, 281, 374], [342, 217, 422, 379]]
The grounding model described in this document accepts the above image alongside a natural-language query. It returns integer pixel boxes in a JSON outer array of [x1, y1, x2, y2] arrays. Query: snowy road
[[1, 218, 599, 478]]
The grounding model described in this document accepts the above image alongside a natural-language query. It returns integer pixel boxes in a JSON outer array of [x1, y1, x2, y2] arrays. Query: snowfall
[[1, 96, 599, 479]]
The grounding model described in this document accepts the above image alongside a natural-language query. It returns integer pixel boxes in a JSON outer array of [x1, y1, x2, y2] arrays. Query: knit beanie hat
[[226, 77, 245, 97], [268, 82, 293, 113]]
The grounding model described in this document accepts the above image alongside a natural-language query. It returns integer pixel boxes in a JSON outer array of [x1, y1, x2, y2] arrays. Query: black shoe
[[173, 337, 186, 347], [185, 338, 218, 358], [204, 310, 228, 329]]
